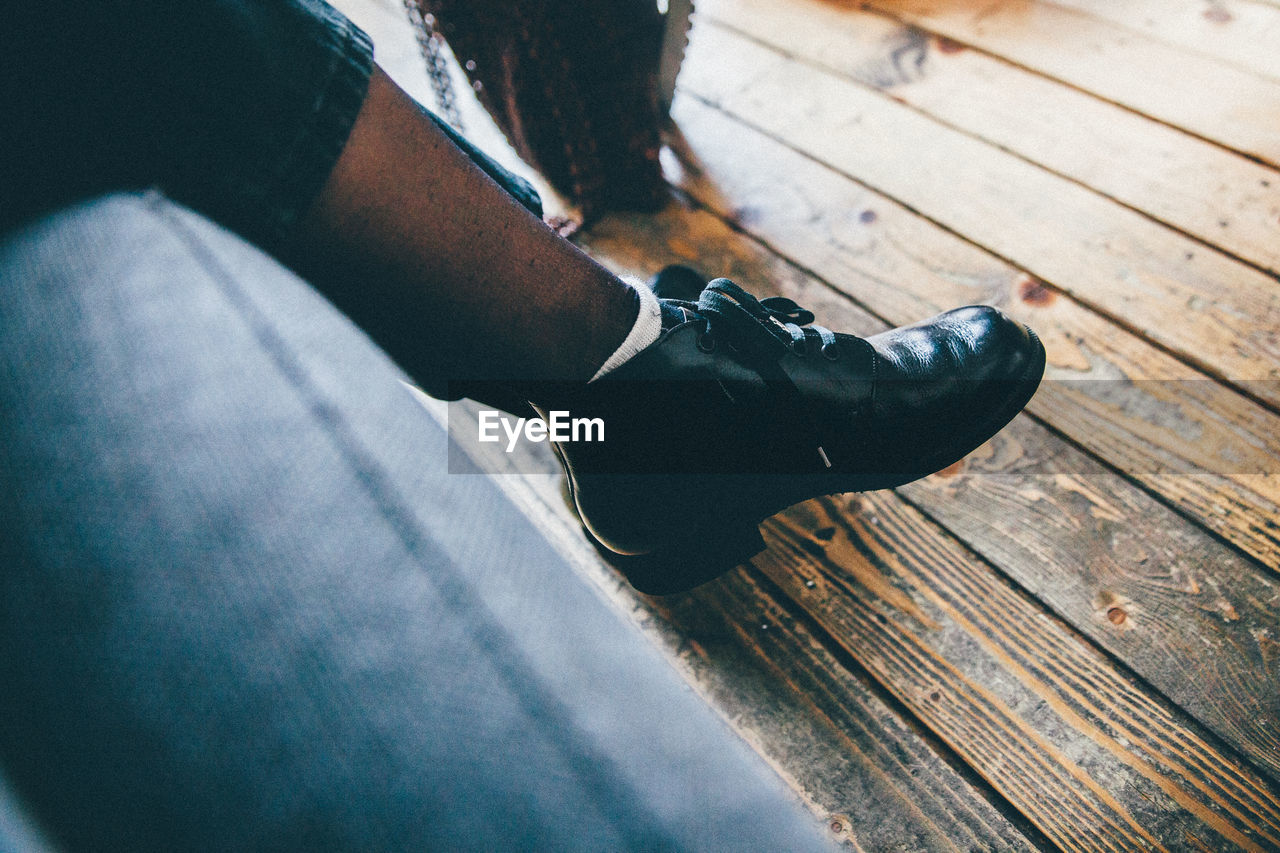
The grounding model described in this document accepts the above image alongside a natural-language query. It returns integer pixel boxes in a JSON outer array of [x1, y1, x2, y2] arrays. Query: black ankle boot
[[538, 278, 1045, 594]]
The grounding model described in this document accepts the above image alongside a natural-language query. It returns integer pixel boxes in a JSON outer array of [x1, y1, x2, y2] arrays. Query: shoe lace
[[696, 279, 837, 358], [693, 279, 850, 469]]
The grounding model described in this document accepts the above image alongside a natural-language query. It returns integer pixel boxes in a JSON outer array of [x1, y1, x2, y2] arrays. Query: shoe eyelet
[[696, 332, 716, 353], [790, 340, 807, 357], [822, 342, 840, 361]]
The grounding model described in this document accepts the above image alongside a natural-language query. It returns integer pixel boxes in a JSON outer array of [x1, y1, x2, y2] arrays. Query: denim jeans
[[0, 193, 832, 851]]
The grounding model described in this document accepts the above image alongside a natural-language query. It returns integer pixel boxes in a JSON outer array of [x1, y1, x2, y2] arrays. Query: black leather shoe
[[538, 278, 1045, 594]]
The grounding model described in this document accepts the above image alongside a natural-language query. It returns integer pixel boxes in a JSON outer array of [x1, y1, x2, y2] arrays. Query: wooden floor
[[337, 0, 1280, 848]]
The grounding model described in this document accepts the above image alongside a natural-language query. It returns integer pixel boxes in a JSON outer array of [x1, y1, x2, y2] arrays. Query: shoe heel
[[614, 521, 766, 596], [559, 473, 767, 594]]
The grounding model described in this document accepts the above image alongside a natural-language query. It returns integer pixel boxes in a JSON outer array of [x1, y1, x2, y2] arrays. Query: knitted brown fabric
[[411, 0, 668, 220]]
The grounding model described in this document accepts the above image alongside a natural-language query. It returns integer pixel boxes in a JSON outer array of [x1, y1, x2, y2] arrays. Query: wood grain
[[1043, 0, 1280, 82], [697, 0, 1280, 278], [663, 89, 1280, 574], [678, 23, 1280, 402], [854, 0, 1280, 168], [576, 200, 1280, 783], [655, 569, 1042, 851], [760, 492, 1280, 851]]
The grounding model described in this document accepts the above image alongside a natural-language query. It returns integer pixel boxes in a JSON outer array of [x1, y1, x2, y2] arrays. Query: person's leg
[[288, 66, 642, 392], [0, 193, 833, 852], [9, 2, 642, 393]]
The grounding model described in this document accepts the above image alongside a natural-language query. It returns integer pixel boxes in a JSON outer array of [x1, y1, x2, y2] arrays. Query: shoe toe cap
[[866, 304, 1045, 427], [850, 305, 1044, 478], [871, 304, 1038, 384], [944, 304, 1039, 383]]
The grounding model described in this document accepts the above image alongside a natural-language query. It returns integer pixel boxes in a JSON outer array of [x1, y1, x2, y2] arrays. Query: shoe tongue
[[659, 299, 697, 330]]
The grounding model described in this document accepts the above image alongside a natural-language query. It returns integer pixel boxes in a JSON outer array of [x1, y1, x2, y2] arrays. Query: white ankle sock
[[590, 278, 663, 381]]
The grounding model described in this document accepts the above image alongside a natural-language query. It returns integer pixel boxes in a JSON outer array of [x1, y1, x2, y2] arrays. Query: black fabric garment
[[2, 0, 374, 246]]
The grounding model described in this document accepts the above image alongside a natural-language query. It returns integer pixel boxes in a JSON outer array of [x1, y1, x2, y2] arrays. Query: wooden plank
[[851, 0, 1280, 168], [652, 570, 1042, 851], [697, 0, 1280, 279], [428, 396, 1040, 851], [664, 88, 1280, 576], [575, 199, 1280, 785], [677, 23, 1280, 404], [1045, 0, 1280, 82], [760, 492, 1280, 852]]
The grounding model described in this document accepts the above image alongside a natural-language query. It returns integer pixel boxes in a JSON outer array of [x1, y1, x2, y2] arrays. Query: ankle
[[590, 278, 662, 381]]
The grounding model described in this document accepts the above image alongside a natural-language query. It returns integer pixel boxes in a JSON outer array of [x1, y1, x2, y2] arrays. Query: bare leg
[[289, 66, 639, 390]]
